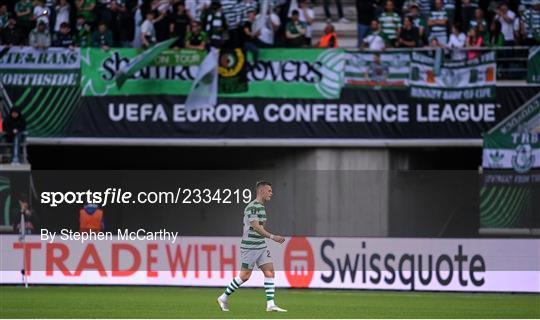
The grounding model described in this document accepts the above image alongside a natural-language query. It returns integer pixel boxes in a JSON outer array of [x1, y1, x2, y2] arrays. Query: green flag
[[527, 46, 540, 83], [115, 38, 177, 88], [218, 48, 248, 93]]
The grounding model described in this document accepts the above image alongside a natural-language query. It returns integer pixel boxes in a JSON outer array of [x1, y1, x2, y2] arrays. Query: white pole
[[20, 213, 28, 288], [0, 81, 14, 109]]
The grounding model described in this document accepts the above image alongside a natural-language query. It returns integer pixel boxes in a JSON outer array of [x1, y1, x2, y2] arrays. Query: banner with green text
[[0, 46, 80, 87], [81, 48, 346, 99], [409, 51, 496, 101], [482, 93, 540, 172], [480, 93, 540, 232], [0, 46, 81, 136]]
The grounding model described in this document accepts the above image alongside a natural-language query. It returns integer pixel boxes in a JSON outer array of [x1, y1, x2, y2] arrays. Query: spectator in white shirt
[[54, 0, 70, 32], [29, 20, 51, 49], [185, 0, 210, 21], [140, 11, 156, 48], [33, 0, 50, 26], [447, 24, 466, 61], [495, 3, 516, 45], [362, 20, 386, 51], [255, 4, 281, 47]]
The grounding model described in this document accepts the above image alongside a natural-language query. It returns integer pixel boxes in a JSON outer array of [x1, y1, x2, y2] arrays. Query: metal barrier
[[0, 78, 28, 165], [0, 138, 28, 165]]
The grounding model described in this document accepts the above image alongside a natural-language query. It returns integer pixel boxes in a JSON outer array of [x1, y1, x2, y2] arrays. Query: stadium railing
[[0, 136, 29, 165]]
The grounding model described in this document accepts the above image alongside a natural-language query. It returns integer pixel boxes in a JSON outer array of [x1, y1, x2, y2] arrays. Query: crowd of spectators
[[0, 0, 538, 51], [0, 0, 340, 50], [358, 0, 540, 51]]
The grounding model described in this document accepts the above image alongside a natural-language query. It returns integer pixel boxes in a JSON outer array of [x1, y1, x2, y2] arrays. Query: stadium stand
[[0, 0, 539, 49]]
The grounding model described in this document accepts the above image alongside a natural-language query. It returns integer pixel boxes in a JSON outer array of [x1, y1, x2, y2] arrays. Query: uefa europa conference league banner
[[1, 46, 539, 139], [1, 236, 539, 292], [72, 87, 539, 138]]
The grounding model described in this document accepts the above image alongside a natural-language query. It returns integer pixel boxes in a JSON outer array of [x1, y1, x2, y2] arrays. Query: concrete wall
[[267, 149, 392, 237], [387, 171, 480, 237], [18, 148, 481, 237]]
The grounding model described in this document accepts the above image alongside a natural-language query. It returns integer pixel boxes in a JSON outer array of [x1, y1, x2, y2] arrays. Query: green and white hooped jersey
[[241, 200, 267, 250], [429, 10, 449, 39]]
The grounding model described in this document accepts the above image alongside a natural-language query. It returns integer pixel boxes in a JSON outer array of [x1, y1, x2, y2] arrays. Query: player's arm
[[250, 220, 285, 243]]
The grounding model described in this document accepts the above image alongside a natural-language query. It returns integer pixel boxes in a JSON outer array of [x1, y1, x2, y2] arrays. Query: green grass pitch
[[1, 286, 539, 318]]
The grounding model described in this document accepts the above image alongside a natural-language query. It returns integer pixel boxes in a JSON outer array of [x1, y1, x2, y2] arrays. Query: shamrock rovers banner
[[80, 47, 205, 96], [409, 51, 496, 100], [482, 134, 540, 172], [482, 92, 540, 172], [480, 92, 540, 233], [81, 48, 345, 99]]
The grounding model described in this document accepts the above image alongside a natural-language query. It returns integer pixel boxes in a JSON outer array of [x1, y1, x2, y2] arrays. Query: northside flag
[[115, 38, 177, 88], [184, 47, 219, 111]]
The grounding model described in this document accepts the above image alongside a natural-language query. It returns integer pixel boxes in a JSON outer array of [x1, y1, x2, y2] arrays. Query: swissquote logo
[[284, 237, 314, 288]]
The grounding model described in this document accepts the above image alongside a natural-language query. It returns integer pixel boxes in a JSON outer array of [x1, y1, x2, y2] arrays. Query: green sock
[[265, 277, 275, 305], [223, 276, 243, 298]]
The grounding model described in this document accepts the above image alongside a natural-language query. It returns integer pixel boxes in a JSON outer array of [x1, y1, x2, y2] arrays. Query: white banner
[[0, 46, 80, 70], [482, 148, 540, 171], [345, 52, 410, 87], [1, 235, 538, 292], [0, 46, 80, 86], [409, 51, 496, 100], [184, 47, 218, 111]]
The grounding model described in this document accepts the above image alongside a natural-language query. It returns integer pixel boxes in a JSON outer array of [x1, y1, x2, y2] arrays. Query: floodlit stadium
[[1, 0, 539, 318]]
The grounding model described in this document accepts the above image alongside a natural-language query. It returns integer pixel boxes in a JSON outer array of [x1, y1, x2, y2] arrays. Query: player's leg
[[259, 249, 287, 312], [217, 268, 251, 311], [217, 250, 254, 311]]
